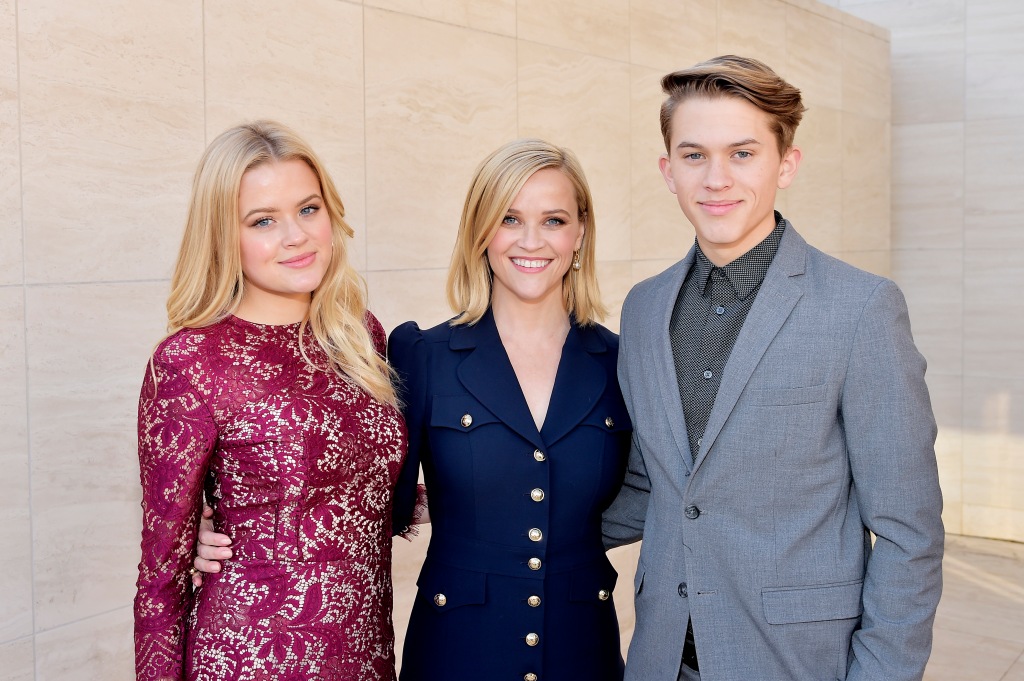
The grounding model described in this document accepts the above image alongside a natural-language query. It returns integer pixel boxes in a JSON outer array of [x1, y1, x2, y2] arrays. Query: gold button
[[525, 632, 539, 647], [530, 488, 545, 502], [524, 675, 538, 681], [528, 557, 541, 571], [527, 595, 541, 607], [433, 593, 447, 606], [605, 416, 615, 428], [461, 413, 472, 428], [533, 449, 546, 462], [528, 528, 543, 542], [598, 589, 610, 601]]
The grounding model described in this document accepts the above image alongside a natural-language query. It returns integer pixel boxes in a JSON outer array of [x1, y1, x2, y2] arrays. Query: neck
[[234, 292, 311, 326], [698, 215, 777, 267], [490, 291, 570, 341]]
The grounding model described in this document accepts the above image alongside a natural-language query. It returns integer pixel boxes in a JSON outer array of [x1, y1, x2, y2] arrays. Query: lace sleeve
[[134, 358, 217, 681]]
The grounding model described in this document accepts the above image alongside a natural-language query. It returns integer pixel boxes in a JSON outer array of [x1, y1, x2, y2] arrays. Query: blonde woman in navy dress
[[389, 139, 631, 680]]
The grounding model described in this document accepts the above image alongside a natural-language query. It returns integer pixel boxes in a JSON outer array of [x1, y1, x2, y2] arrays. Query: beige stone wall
[[0, 0, 894, 677], [823, 0, 1024, 545]]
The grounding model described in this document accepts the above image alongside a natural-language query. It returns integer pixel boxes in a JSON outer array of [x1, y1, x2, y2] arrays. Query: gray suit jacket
[[604, 223, 943, 681]]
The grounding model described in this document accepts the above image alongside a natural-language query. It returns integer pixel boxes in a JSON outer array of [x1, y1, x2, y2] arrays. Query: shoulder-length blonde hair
[[447, 138, 606, 326], [165, 120, 396, 406]]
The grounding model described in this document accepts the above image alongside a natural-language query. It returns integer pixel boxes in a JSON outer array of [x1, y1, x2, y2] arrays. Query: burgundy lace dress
[[134, 314, 407, 681]]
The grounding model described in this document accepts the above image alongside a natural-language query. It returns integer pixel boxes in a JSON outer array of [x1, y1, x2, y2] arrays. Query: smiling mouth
[[511, 258, 552, 269], [280, 252, 316, 267], [699, 200, 740, 215]]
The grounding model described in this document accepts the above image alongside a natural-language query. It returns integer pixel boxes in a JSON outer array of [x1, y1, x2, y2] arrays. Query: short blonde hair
[[447, 138, 606, 326], [165, 120, 396, 406], [660, 55, 806, 154]]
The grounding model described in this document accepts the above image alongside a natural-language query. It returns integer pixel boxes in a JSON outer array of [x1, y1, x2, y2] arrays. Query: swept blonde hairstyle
[[164, 120, 396, 406], [447, 138, 606, 326], [660, 55, 806, 154]]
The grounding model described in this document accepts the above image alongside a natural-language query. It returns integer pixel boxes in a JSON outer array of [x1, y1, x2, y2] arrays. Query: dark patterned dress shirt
[[669, 213, 786, 462]]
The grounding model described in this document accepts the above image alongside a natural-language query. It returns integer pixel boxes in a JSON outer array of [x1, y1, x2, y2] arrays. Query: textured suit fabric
[[604, 222, 944, 681], [390, 309, 631, 680]]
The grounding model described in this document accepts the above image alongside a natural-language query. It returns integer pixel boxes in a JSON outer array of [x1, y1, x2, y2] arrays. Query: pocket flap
[[429, 394, 500, 431], [761, 580, 863, 624], [569, 560, 619, 602], [416, 562, 487, 611], [751, 383, 828, 406]]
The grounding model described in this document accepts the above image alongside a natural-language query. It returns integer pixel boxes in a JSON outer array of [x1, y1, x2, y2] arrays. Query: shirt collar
[[692, 212, 787, 300]]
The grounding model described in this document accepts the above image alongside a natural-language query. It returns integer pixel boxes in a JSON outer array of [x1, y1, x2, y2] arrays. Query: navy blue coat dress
[[390, 309, 631, 681]]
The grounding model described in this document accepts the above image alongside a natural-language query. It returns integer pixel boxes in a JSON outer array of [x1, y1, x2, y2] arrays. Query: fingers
[[196, 539, 232, 561], [202, 504, 214, 519], [197, 525, 232, 547], [193, 554, 224, 574], [190, 568, 204, 588]]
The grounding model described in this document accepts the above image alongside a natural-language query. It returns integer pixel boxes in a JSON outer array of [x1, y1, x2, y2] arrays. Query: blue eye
[[735, 150, 752, 159], [545, 217, 566, 227], [300, 205, 319, 216], [252, 217, 273, 228], [684, 152, 703, 161], [502, 215, 519, 225]]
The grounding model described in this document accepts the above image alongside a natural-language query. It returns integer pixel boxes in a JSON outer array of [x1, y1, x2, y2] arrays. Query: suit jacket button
[[527, 595, 541, 607], [528, 528, 543, 542], [605, 416, 615, 428], [528, 557, 542, 570], [460, 413, 473, 428], [684, 505, 700, 519], [524, 675, 538, 681], [598, 589, 610, 601], [678, 582, 688, 598], [525, 633, 539, 647], [433, 593, 447, 606], [533, 449, 546, 462], [530, 488, 545, 502]]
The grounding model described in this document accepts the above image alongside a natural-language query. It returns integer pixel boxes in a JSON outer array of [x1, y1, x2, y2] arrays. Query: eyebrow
[[506, 207, 572, 216], [675, 138, 762, 150], [241, 194, 322, 221]]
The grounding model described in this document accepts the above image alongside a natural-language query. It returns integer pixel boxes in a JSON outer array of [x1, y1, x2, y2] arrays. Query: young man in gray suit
[[603, 55, 944, 681]]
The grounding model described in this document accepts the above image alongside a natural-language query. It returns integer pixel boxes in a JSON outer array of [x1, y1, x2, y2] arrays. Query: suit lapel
[[452, 310, 545, 450], [692, 224, 807, 473], [541, 323, 607, 447], [648, 252, 697, 472]]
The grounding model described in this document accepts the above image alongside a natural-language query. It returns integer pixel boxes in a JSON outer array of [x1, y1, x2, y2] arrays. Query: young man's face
[[659, 95, 801, 266]]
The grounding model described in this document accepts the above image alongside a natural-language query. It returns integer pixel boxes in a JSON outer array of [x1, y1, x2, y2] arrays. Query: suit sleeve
[[602, 296, 651, 549], [843, 279, 944, 681], [389, 321, 430, 535], [134, 358, 216, 681]]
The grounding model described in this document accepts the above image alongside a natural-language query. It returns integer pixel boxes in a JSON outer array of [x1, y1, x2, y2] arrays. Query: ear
[[574, 213, 586, 251], [777, 145, 802, 189], [658, 154, 678, 194]]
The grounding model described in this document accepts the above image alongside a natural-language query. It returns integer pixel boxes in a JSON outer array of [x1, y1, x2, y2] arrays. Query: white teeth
[[512, 258, 550, 268]]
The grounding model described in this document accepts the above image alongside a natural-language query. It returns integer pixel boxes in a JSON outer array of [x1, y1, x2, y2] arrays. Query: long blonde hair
[[165, 120, 396, 406], [447, 138, 606, 326]]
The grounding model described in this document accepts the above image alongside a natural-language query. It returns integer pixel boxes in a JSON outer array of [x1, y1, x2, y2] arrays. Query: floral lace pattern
[[135, 314, 406, 681]]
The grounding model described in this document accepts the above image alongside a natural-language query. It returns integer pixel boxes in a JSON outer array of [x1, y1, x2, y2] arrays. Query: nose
[[518, 223, 543, 250], [704, 156, 732, 191], [282, 216, 308, 246]]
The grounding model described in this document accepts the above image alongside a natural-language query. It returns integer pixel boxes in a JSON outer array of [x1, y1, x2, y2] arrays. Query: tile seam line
[[12, 0, 39, 675]]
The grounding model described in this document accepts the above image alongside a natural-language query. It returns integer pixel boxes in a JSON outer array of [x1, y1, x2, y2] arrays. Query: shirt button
[[530, 488, 545, 502], [528, 557, 542, 571], [703, 370, 713, 379], [697, 437, 703, 446], [527, 595, 541, 607], [715, 306, 725, 315], [528, 528, 543, 542], [525, 633, 540, 647], [533, 449, 546, 462]]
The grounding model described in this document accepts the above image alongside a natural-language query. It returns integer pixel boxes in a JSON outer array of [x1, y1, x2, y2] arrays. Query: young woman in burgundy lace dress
[[134, 120, 406, 681]]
